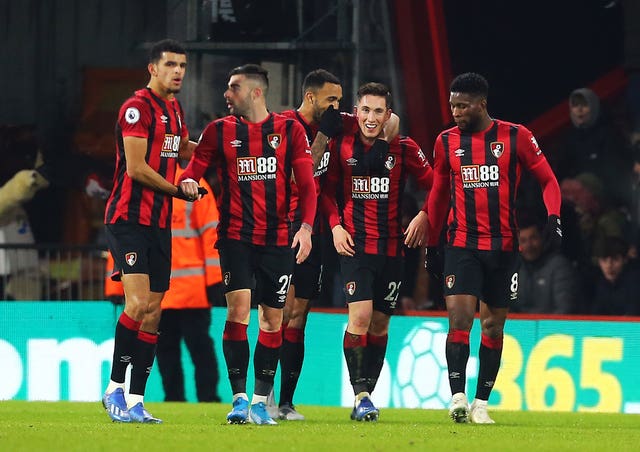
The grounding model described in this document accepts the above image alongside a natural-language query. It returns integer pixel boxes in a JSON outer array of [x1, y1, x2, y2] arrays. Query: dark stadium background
[[0, 0, 627, 243]]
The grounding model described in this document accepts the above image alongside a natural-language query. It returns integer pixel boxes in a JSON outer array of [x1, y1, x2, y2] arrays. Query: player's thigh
[[254, 245, 295, 309], [373, 255, 403, 316], [340, 253, 375, 303]]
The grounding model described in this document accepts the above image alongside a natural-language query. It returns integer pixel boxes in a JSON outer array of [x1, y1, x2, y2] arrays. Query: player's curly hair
[[149, 39, 186, 63], [450, 72, 489, 98], [356, 82, 392, 109]]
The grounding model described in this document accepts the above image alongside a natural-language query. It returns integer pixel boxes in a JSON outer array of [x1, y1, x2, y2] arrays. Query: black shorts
[[339, 253, 403, 316], [443, 246, 518, 308], [105, 222, 171, 293], [217, 239, 295, 309], [292, 233, 323, 300]]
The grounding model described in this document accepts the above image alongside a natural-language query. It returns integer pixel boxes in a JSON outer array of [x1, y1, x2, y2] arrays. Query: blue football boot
[[248, 402, 278, 425], [102, 388, 130, 423], [128, 402, 163, 424], [226, 397, 249, 424], [354, 396, 379, 422]]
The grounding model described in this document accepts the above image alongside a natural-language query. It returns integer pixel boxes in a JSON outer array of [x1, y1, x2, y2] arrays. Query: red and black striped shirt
[[105, 88, 187, 228], [321, 134, 432, 257], [181, 112, 315, 247], [281, 109, 358, 228], [427, 119, 549, 251]]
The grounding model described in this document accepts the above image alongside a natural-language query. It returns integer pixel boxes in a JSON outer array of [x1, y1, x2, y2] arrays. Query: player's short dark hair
[[302, 69, 341, 96], [228, 64, 269, 90], [593, 236, 629, 259], [450, 72, 489, 98], [356, 82, 392, 109], [149, 39, 186, 63]]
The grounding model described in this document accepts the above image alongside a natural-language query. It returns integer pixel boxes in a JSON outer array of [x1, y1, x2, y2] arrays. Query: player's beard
[[313, 106, 324, 124], [167, 88, 181, 94]]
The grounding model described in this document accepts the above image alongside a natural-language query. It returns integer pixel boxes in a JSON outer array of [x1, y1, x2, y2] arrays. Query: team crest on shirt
[[445, 274, 455, 289], [490, 141, 504, 158], [346, 281, 356, 296], [384, 154, 396, 171], [267, 134, 281, 150], [125, 252, 137, 267], [224, 272, 231, 286]]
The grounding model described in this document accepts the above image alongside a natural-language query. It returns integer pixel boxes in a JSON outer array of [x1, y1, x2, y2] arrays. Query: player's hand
[[365, 139, 389, 174], [425, 246, 444, 281], [292, 225, 312, 264], [404, 210, 428, 248], [542, 214, 562, 253], [318, 105, 343, 138], [332, 225, 355, 257], [175, 178, 207, 201]]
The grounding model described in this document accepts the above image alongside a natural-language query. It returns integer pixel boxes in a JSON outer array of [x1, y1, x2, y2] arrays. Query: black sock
[[476, 334, 503, 400], [222, 321, 249, 395], [130, 331, 157, 396], [279, 326, 304, 406], [279, 340, 304, 405], [446, 330, 470, 395], [254, 330, 281, 397], [223, 338, 249, 395], [343, 331, 368, 395], [365, 333, 388, 393], [109, 313, 140, 383]]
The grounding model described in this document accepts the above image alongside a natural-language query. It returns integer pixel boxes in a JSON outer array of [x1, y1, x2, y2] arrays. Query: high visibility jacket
[[104, 252, 124, 297], [162, 168, 221, 309]]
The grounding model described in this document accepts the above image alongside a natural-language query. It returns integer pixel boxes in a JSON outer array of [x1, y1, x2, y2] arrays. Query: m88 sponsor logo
[[461, 164, 499, 189], [351, 176, 389, 199], [237, 156, 277, 181]]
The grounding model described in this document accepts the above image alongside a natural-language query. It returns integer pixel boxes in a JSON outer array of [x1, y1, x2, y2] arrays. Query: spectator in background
[[588, 236, 640, 315], [513, 216, 578, 314], [561, 172, 630, 270], [552, 88, 632, 210], [155, 164, 223, 403]]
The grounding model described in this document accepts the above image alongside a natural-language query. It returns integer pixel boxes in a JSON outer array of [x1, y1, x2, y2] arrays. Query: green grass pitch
[[1, 401, 640, 451]]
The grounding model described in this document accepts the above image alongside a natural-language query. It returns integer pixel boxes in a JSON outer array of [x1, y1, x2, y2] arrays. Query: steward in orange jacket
[[162, 167, 222, 309], [156, 165, 222, 402]]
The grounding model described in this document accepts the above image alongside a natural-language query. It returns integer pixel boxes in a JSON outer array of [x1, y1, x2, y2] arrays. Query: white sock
[[355, 391, 370, 407], [473, 398, 487, 407], [105, 380, 125, 394], [127, 394, 143, 409], [233, 392, 248, 402], [251, 394, 268, 405]]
